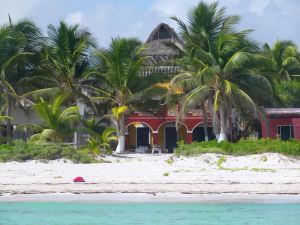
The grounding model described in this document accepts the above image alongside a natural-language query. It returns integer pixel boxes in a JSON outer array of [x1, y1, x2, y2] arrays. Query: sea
[[1, 202, 300, 225]]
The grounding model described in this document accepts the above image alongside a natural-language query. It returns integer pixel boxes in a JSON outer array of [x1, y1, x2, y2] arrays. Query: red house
[[261, 108, 300, 140]]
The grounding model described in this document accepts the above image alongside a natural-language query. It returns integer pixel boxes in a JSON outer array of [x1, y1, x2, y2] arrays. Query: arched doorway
[[126, 122, 153, 151], [158, 122, 187, 153], [192, 124, 215, 142]]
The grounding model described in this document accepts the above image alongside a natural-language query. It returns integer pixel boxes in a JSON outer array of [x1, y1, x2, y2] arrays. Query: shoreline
[[2, 192, 300, 203]]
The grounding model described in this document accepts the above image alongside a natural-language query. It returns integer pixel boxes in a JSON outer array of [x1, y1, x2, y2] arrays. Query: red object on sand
[[73, 176, 85, 183]]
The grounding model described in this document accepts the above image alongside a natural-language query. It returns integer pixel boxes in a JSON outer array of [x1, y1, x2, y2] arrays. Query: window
[[153, 27, 171, 40], [277, 125, 294, 140]]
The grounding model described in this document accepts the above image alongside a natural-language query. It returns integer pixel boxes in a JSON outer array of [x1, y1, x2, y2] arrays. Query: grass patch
[[175, 138, 300, 157], [217, 156, 226, 169], [163, 172, 170, 176], [261, 155, 268, 162], [165, 157, 174, 165], [251, 168, 276, 173]]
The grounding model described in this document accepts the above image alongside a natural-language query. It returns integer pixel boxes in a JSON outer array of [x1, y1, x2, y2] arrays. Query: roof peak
[[146, 23, 182, 44]]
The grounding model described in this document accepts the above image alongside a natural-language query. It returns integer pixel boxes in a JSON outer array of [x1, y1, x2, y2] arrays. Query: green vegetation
[[0, 140, 98, 163], [18, 94, 80, 143], [260, 155, 268, 162], [82, 127, 117, 159], [175, 139, 300, 157], [275, 81, 300, 107], [165, 157, 174, 165], [217, 156, 227, 169], [251, 168, 276, 173], [163, 172, 170, 176]]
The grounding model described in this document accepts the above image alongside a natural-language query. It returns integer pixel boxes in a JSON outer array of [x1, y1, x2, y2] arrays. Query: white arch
[[191, 122, 213, 132], [126, 121, 154, 132], [157, 121, 188, 132]]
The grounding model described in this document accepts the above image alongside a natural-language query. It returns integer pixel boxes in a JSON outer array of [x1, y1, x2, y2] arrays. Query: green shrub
[[175, 138, 300, 157], [0, 140, 96, 163]]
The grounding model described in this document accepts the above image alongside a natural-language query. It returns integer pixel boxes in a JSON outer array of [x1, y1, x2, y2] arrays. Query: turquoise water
[[0, 202, 300, 225]]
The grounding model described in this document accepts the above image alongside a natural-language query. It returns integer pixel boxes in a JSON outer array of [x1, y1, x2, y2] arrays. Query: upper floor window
[[152, 26, 171, 41], [277, 125, 294, 140]]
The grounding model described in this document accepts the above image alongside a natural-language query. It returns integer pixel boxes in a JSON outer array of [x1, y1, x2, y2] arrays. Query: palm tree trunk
[[115, 114, 126, 153], [6, 98, 12, 144], [285, 71, 291, 81], [226, 108, 232, 142], [201, 103, 209, 142], [218, 107, 227, 142]]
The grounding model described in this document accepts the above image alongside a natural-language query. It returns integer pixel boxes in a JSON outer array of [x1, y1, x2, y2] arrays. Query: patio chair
[[152, 144, 162, 154]]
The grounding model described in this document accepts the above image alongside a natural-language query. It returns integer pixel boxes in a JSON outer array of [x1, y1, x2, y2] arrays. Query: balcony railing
[[140, 66, 181, 77]]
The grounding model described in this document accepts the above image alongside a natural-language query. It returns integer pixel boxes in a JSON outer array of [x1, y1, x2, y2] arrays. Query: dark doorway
[[277, 125, 294, 141], [253, 119, 262, 139], [193, 127, 215, 142], [165, 127, 177, 153], [137, 127, 150, 147]]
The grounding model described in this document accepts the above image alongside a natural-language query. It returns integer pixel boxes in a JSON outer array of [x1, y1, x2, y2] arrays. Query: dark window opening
[[277, 125, 294, 140], [153, 26, 171, 41], [193, 127, 215, 142]]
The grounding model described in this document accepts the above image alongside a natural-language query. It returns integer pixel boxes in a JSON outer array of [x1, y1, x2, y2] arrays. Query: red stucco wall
[[126, 114, 206, 132], [261, 117, 300, 140], [292, 118, 300, 140]]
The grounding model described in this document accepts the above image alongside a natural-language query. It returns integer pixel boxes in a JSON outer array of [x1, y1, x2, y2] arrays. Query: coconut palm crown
[[24, 21, 98, 111], [262, 40, 300, 81], [169, 2, 273, 141]]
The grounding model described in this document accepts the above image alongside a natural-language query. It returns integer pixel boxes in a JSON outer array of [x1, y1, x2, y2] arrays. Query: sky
[[0, 0, 299, 48]]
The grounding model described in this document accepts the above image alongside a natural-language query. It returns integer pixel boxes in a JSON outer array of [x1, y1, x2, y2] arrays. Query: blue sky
[[0, 0, 299, 48]]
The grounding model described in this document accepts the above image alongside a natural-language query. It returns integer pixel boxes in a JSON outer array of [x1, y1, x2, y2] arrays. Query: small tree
[[84, 127, 117, 159], [19, 94, 79, 142]]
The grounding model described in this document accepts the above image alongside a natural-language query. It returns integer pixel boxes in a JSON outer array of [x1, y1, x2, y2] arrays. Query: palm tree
[[84, 127, 117, 159], [18, 94, 79, 142], [263, 40, 300, 81], [170, 1, 273, 142], [24, 21, 97, 111], [80, 116, 107, 137], [0, 18, 42, 143], [92, 38, 149, 153]]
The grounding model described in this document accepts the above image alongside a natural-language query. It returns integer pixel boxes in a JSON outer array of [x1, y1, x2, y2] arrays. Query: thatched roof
[[146, 23, 183, 44], [143, 23, 183, 57], [264, 108, 300, 117]]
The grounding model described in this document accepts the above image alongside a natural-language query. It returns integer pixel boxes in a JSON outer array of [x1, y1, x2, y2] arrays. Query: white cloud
[[151, 0, 198, 18], [0, 0, 44, 23], [249, 0, 271, 16], [65, 12, 85, 25]]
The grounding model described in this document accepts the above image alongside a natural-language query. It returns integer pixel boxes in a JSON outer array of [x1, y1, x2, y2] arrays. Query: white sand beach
[[1, 153, 300, 196]]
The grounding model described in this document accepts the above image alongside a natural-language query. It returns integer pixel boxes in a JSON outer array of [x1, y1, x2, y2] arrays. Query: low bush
[[0, 140, 97, 163], [175, 138, 300, 157]]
